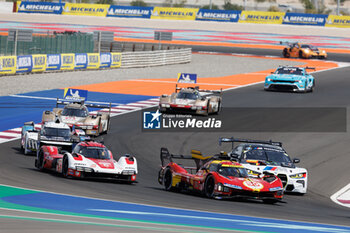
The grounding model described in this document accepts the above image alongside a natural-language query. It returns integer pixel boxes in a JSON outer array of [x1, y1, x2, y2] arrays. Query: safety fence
[[15, 1, 350, 28], [0, 48, 191, 75], [0, 33, 94, 56]]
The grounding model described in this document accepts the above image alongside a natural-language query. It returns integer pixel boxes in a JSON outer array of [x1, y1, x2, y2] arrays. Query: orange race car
[[281, 42, 327, 59]]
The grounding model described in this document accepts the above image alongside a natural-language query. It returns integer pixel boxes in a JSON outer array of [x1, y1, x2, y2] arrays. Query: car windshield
[[42, 127, 70, 137], [218, 165, 248, 178], [62, 107, 88, 117], [78, 146, 109, 159], [275, 67, 303, 75], [301, 44, 318, 51], [176, 92, 199, 100], [243, 147, 292, 165]]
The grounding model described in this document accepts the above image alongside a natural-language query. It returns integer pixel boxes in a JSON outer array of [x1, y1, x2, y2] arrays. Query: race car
[[35, 140, 137, 183], [21, 121, 73, 155], [264, 66, 315, 92], [281, 41, 327, 59], [159, 85, 222, 115], [220, 137, 308, 194], [42, 99, 111, 136], [158, 148, 284, 204]]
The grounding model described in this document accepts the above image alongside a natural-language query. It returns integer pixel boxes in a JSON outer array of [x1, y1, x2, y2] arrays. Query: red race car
[[158, 148, 284, 204], [35, 140, 138, 183]]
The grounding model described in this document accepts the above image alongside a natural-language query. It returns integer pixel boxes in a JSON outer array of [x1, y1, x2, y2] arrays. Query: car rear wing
[[56, 98, 112, 115], [219, 137, 282, 150], [160, 147, 213, 170], [305, 66, 316, 70], [175, 84, 222, 95]]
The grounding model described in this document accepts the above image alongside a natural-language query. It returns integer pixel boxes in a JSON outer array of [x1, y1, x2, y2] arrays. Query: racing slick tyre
[[163, 168, 174, 191], [299, 51, 304, 59], [263, 199, 278, 204], [205, 102, 210, 116], [62, 156, 72, 179], [204, 175, 215, 198], [309, 80, 315, 92], [283, 49, 290, 58], [36, 150, 45, 171], [215, 101, 221, 115]]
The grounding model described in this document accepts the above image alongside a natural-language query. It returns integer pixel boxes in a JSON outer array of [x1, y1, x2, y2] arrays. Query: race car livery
[[159, 86, 222, 115], [42, 99, 111, 136], [21, 121, 73, 155], [35, 141, 137, 183], [281, 42, 327, 59], [264, 66, 315, 92], [220, 137, 308, 194], [158, 148, 284, 204]]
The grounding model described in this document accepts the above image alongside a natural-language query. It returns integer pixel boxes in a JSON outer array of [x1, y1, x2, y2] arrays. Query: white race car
[[220, 137, 308, 194], [36, 140, 138, 183]]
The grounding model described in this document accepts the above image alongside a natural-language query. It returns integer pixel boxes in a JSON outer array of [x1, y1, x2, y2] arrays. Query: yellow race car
[[281, 42, 327, 59]]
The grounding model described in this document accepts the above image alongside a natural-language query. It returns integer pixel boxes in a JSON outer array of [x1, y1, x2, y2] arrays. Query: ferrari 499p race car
[[20, 121, 84, 155], [281, 42, 327, 59], [159, 86, 222, 115], [42, 99, 111, 136], [264, 66, 315, 92], [158, 148, 284, 204], [220, 137, 308, 194], [35, 140, 138, 183]]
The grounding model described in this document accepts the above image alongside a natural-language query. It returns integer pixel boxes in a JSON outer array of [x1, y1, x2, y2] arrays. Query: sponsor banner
[[326, 15, 350, 28], [74, 53, 88, 70], [110, 53, 122, 68], [177, 73, 197, 83], [16, 55, 32, 73], [61, 53, 75, 70], [107, 5, 153, 18], [239, 11, 285, 24], [63, 88, 88, 101], [17, 1, 64, 14], [62, 3, 109, 17], [46, 54, 61, 71], [151, 7, 198, 20], [100, 53, 111, 68], [0, 56, 16, 75], [87, 53, 100, 69], [32, 54, 46, 73], [196, 9, 241, 22], [283, 12, 327, 26]]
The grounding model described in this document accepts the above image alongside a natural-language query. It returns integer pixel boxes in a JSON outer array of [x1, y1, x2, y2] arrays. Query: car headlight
[[266, 78, 272, 82], [322, 50, 326, 53], [304, 48, 310, 53], [298, 80, 303, 83], [290, 173, 306, 179], [217, 183, 223, 191]]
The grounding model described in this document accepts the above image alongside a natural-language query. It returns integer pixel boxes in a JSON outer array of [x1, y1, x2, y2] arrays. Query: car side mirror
[[293, 158, 300, 164], [270, 71, 274, 74]]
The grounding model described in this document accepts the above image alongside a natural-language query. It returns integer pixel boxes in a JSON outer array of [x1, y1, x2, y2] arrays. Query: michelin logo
[[143, 110, 162, 129], [177, 73, 197, 83]]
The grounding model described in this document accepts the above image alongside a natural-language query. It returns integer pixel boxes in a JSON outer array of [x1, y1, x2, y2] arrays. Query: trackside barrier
[[15, 2, 350, 28], [0, 48, 191, 75]]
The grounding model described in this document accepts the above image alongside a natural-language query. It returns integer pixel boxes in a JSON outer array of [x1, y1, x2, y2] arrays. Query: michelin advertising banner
[[151, 7, 198, 20], [107, 5, 153, 18], [61, 54, 75, 71], [326, 15, 350, 27], [196, 9, 241, 22], [100, 53, 111, 68], [74, 53, 88, 70], [0, 56, 16, 75], [283, 13, 327, 26], [46, 54, 61, 71], [110, 53, 122, 68], [31, 54, 46, 73], [239, 11, 285, 24], [16, 1, 64, 14], [62, 3, 109, 17], [87, 53, 100, 69], [16, 55, 32, 73]]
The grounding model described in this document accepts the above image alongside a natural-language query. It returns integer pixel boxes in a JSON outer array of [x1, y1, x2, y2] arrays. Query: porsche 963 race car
[[42, 99, 111, 136], [220, 137, 308, 194], [35, 140, 138, 183], [158, 148, 284, 204], [159, 85, 222, 115]]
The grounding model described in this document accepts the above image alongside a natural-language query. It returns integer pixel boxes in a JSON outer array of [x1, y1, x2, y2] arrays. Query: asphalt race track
[[1, 49, 350, 232]]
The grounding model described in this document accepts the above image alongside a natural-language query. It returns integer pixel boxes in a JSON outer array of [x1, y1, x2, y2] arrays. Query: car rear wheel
[[36, 150, 45, 171], [163, 168, 173, 191], [283, 49, 290, 58], [62, 156, 71, 178], [204, 175, 215, 198]]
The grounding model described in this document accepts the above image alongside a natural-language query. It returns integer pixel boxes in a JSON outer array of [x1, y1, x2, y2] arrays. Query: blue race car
[[264, 66, 315, 92]]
